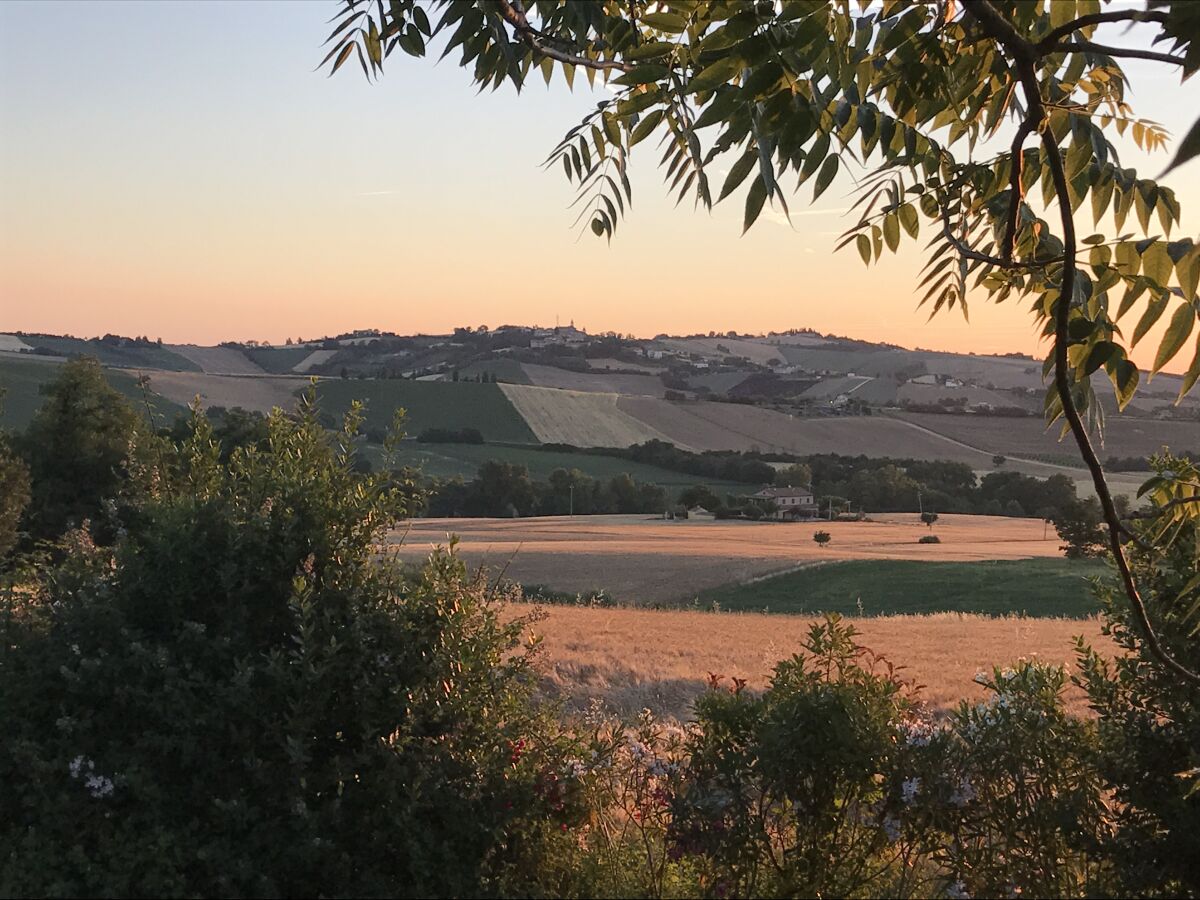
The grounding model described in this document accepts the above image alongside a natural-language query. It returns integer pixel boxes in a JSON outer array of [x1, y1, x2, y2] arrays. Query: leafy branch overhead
[[325, 0, 1200, 682]]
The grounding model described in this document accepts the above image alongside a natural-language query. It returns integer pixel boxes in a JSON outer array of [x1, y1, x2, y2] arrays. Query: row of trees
[[427, 462, 668, 518]]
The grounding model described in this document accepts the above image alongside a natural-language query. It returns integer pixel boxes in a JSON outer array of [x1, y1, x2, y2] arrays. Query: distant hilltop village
[[3, 323, 1193, 431]]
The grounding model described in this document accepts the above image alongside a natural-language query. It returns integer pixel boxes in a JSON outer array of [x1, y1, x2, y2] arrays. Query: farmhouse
[[746, 486, 819, 520]]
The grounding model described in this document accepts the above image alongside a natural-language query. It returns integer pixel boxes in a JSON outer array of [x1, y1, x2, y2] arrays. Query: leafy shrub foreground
[[2, 400, 1197, 898]]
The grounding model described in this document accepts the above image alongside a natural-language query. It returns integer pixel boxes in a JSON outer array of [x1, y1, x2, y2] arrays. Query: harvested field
[[896, 382, 1031, 410], [145, 371, 304, 413], [500, 384, 679, 447], [167, 344, 264, 375], [0, 334, 34, 352], [894, 411, 1198, 461], [293, 349, 337, 372], [389, 513, 1063, 604], [521, 363, 666, 397], [521, 603, 1111, 719]]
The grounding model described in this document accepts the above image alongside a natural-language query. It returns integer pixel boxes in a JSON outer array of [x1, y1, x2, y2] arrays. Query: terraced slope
[[168, 345, 265, 375], [500, 384, 678, 447]]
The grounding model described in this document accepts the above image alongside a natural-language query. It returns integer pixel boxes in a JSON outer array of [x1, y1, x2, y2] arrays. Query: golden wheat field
[[391, 513, 1063, 603], [517, 603, 1111, 721]]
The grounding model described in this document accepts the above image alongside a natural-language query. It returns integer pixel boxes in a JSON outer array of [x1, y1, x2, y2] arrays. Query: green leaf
[[1177, 333, 1200, 399], [856, 233, 872, 265], [743, 173, 768, 233], [1132, 294, 1168, 347], [1141, 241, 1172, 288], [812, 154, 839, 201], [1111, 358, 1140, 409], [1161, 113, 1200, 177], [898, 203, 919, 239], [687, 57, 742, 94], [629, 109, 665, 145], [613, 65, 669, 87], [882, 212, 900, 252], [719, 149, 757, 202], [1153, 302, 1197, 375], [625, 42, 675, 61], [641, 11, 688, 33]]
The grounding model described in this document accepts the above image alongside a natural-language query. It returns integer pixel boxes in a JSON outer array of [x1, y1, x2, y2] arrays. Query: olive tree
[[324, 0, 1199, 681]]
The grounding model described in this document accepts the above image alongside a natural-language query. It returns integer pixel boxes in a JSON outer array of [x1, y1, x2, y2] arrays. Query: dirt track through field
[[390, 513, 1063, 603], [521, 604, 1110, 719]]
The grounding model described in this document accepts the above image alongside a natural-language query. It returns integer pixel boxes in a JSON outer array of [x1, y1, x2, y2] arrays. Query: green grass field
[[697, 558, 1107, 618], [1, 354, 189, 430], [370, 440, 747, 493], [315, 380, 537, 443], [17, 337, 200, 371]]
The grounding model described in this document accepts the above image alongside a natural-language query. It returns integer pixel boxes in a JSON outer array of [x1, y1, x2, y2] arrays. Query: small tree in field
[[813, 530, 832, 547], [921, 511, 939, 529], [992, 455, 1007, 468]]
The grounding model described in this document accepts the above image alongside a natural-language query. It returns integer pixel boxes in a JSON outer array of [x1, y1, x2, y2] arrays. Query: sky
[[1, 1, 1197, 369]]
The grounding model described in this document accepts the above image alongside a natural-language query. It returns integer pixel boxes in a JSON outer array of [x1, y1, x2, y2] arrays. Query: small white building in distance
[[746, 486, 819, 519]]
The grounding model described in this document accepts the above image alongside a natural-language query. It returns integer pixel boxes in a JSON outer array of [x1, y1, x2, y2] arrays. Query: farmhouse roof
[[749, 486, 814, 499]]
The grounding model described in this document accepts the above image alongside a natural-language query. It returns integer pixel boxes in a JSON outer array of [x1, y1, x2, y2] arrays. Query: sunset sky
[[1, 1, 1197, 369]]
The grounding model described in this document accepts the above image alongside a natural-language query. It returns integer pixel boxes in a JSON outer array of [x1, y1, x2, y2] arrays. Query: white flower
[[901, 777, 922, 804], [899, 719, 936, 747], [947, 879, 970, 899], [950, 776, 976, 807], [84, 774, 115, 798], [69, 755, 89, 778], [882, 814, 901, 842]]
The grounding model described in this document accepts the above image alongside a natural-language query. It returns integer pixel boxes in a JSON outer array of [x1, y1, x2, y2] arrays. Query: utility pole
[[918, 489, 923, 515], [569, 484, 574, 517]]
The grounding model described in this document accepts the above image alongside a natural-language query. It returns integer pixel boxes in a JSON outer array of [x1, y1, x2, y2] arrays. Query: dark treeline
[[528, 441, 1085, 520], [426, 463, 667, 518]]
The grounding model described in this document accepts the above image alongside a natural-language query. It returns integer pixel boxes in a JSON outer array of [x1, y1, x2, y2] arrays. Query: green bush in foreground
[[0, 396, 566, 897], [2, 388, 1196, 898]]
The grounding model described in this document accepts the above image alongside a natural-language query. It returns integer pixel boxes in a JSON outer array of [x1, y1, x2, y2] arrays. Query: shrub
[[0, 431, 29, 561], [918, 534, 941, 544], [15, 356, 140, 543], [0, 394, 565, 897], [813, 529, 832, 546]]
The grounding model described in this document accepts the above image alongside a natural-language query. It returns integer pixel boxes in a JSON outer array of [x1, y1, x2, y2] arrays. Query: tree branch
[[496, 0, 634, 73], [1001, 118, 1038, 263], [1035, 10, 1169, 52], [1050, 40, 1186, 67], [962, 0, 1200, 685]]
